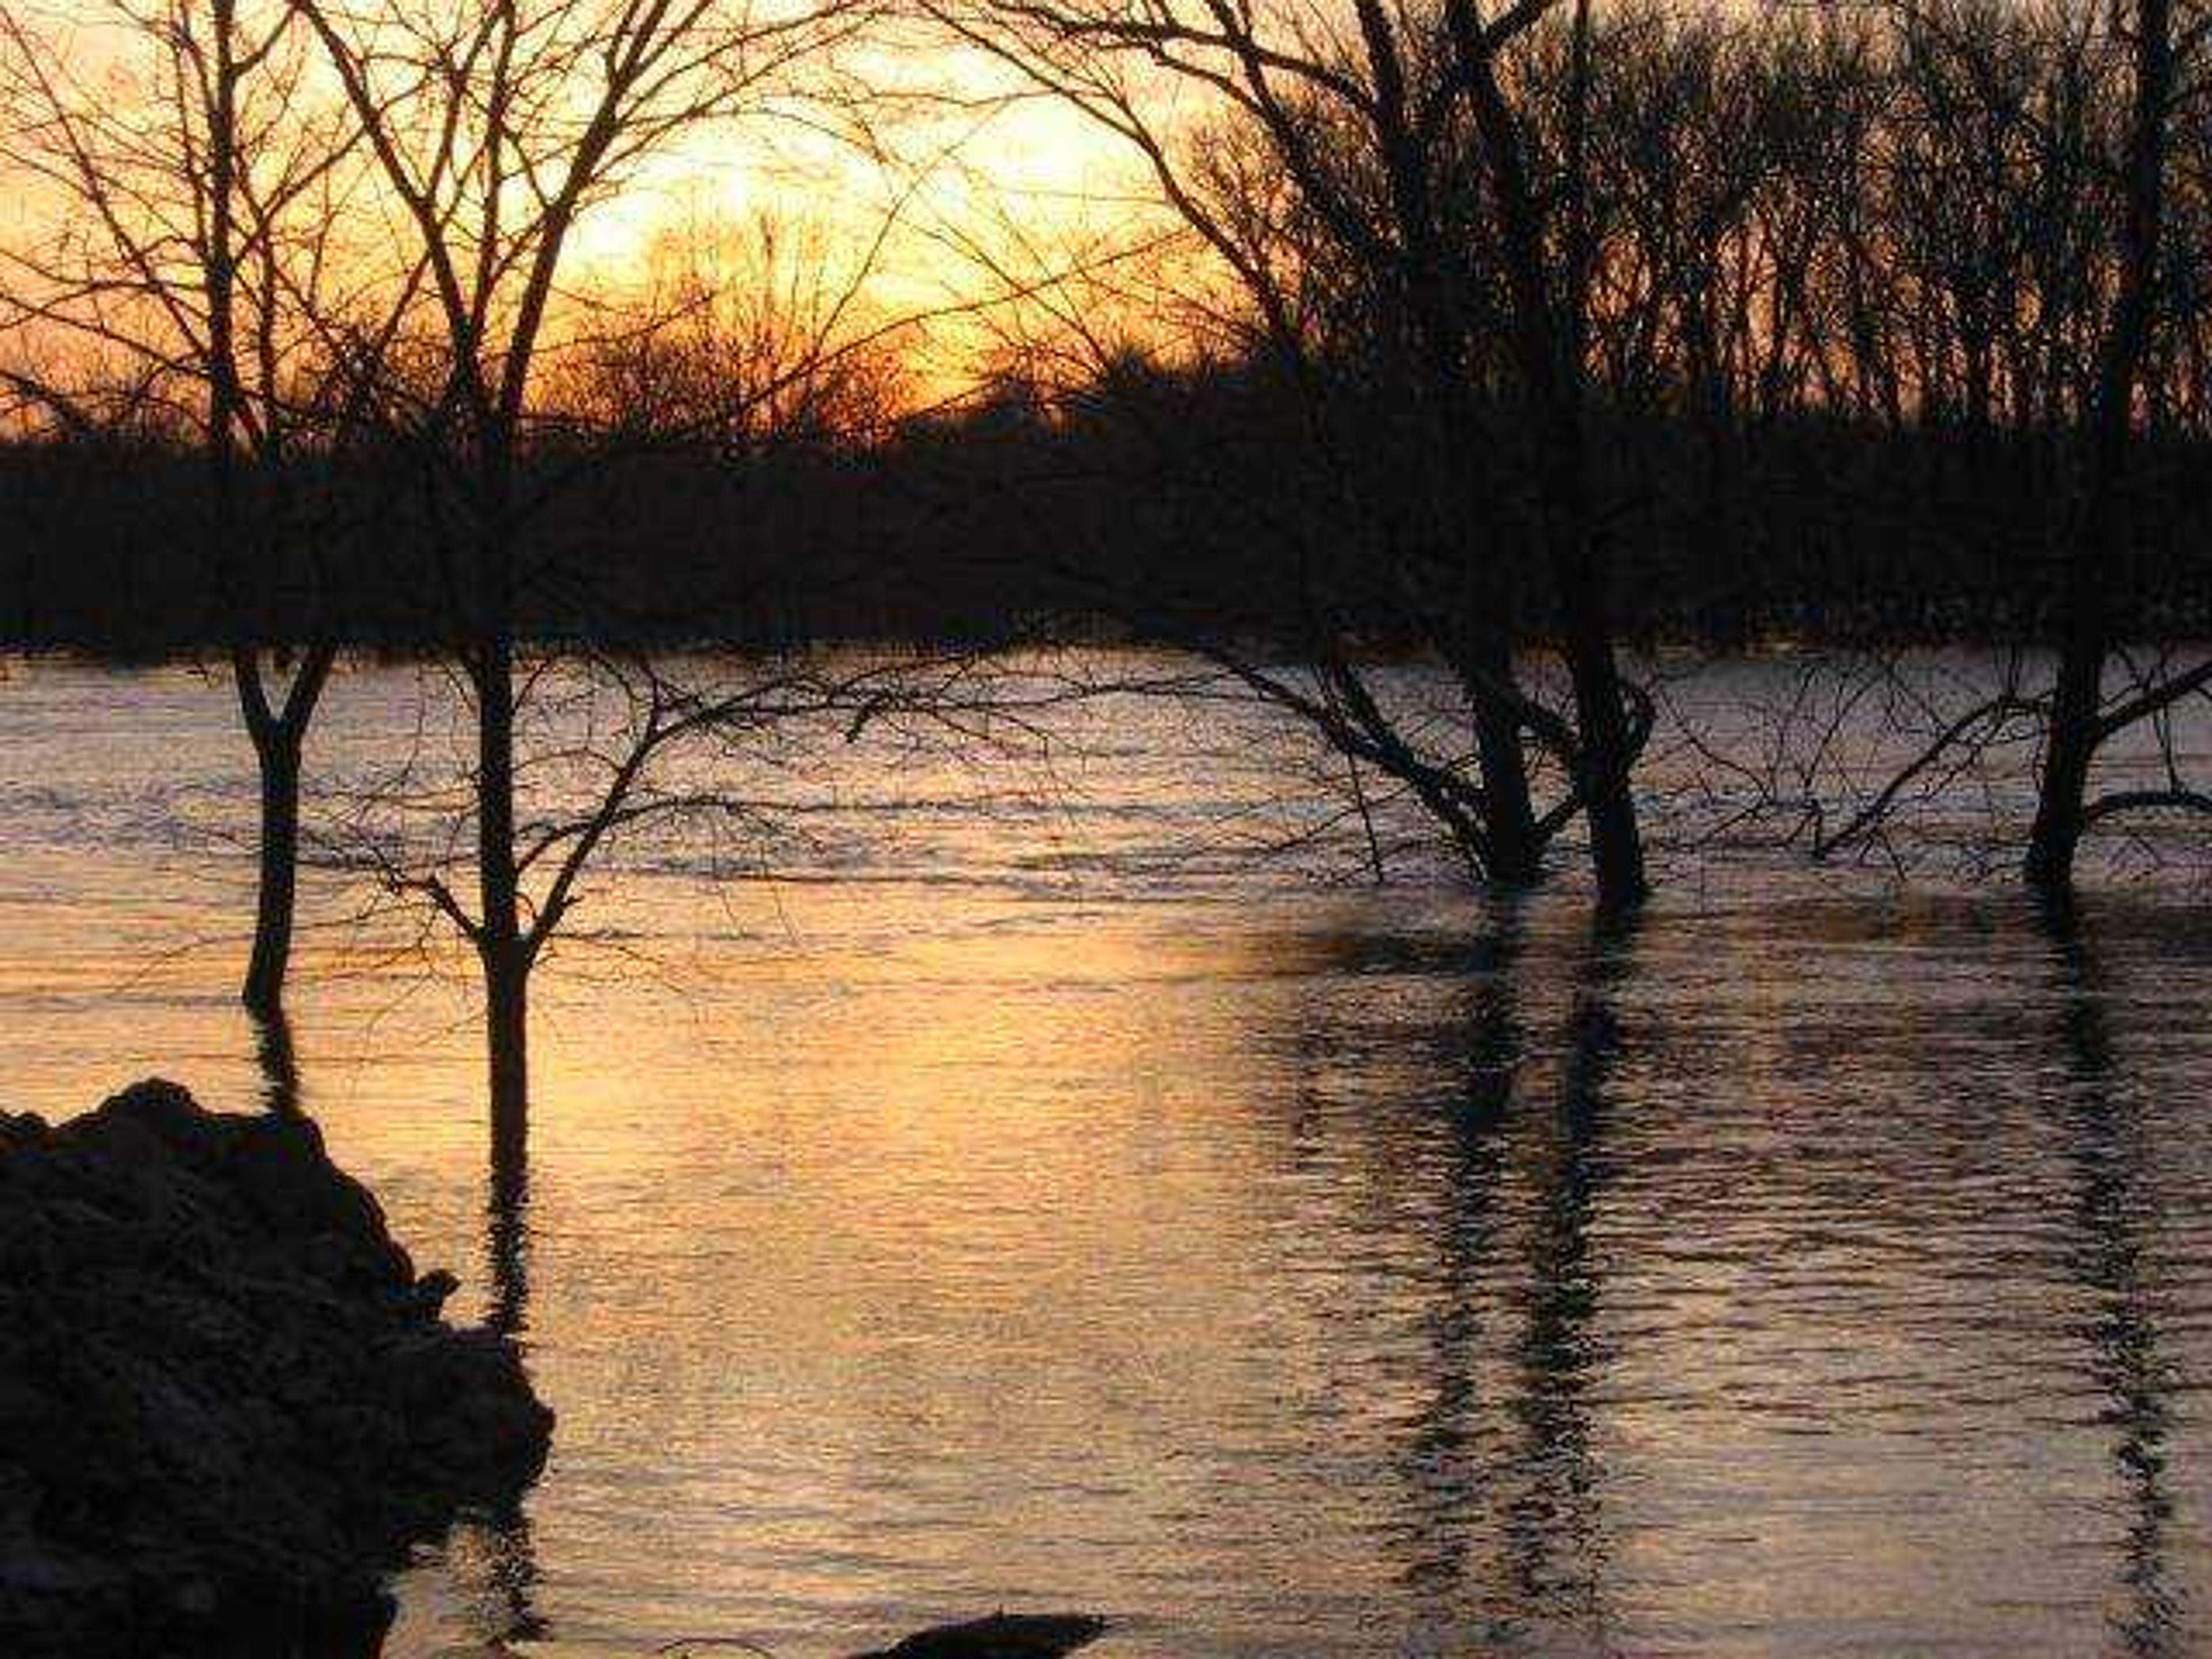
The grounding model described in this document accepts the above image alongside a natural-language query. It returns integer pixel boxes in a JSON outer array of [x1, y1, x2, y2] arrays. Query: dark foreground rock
[[0, 1078, 554, 1657], [851, 1612, 1108, 1658]]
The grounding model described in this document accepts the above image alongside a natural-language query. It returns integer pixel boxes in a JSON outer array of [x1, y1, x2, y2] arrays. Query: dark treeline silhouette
[[7, 366, 2211, 657]]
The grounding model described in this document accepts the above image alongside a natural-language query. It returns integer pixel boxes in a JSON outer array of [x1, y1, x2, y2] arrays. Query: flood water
[[3, 650, 2211, 1658]]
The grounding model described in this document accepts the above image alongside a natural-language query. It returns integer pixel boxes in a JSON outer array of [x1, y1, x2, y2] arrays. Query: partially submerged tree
[[1692, 0, 2212, 882], [288, 0, 884, 1142], [2024, 0, 2205, 886], [0, 0, 389, 1010], [929, 0, 1653, 907]]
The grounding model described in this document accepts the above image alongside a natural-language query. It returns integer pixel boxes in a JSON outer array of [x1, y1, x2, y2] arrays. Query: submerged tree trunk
[[1440, 357, 1543, 887], [484, 942, 529, 1168], [2027, 627, 2105, 888], [1453, 0, 1647, 911], [1546, 452, 1648, 911], [2024, 0, 2171, 888], [1470, 650, 1543, 887], [244, 707, 303, 1012], [1437, 400, 1543, 887], [237, 646, 335, 1013], [474, 631, 531, 1152]]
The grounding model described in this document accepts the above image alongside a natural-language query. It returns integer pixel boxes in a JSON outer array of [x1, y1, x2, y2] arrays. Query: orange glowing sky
[[0, 2, 1203, 393]]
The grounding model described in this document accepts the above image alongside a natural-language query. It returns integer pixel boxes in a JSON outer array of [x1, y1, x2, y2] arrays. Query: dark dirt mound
[[0, 1078, 554, 1657]]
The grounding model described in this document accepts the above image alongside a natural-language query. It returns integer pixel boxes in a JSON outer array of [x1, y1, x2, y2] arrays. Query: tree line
[[8, 353, 2212, 656]]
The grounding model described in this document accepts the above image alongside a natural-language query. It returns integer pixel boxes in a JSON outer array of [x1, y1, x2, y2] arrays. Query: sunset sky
[[0, 0, 1203, 396]]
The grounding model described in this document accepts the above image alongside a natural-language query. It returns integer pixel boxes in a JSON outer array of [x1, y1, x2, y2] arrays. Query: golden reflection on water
[[5, 658, 2212, 1658]]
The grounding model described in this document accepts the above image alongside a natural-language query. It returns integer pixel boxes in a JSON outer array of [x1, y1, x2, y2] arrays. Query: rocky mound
[[0, 1079, 554, 1657]]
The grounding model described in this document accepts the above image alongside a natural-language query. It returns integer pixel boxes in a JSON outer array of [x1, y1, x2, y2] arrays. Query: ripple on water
[[1, 652, 2209, 1658]]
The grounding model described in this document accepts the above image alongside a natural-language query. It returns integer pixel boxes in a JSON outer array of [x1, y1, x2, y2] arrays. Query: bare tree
[[928, 0, 1656, 904], [287, 0, 876, 1142], [2025, 0, 2204, 885], [0, 0, 387, 1011], [1730, 0, 2212, 880]]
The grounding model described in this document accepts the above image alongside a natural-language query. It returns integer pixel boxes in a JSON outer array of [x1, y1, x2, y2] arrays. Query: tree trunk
[[1438, 354, 1542, 885], [1546, 426, 1649, 912], [2026, 647, 2101, 888], [1554, 0, 1645, 914], [236, 646, 333, 1012], [243, 714, 304, 1013], [251, 999, 303, 1117], [2025, 0, 2170, 888], [1469, 637, 1543, 886], [485, 940, 530, 1169], [1450, 0, 1647, 912], [475, 632, 532, 1155], [1565, 641, 1646, 911]]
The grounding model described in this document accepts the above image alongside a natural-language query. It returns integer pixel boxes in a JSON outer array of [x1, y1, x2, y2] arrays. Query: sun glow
[[1, 1, 1188, 408]]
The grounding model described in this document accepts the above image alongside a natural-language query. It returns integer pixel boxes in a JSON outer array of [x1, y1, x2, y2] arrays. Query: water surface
[[2, 652, 2209, 1658]]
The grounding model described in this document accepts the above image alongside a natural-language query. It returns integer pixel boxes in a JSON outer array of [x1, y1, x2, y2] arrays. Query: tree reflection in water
[[488, 1130, 532, 1342], [1500, 912, 1633, 1641], [1397, 912, 1521, 1598], [247, 1007, 550, 1652], [2039, 894, 2181, 1659], [471, 1111, 547, 1646], [1398, 906, 1634, 1651], [230, 890, 2198, 1657]]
